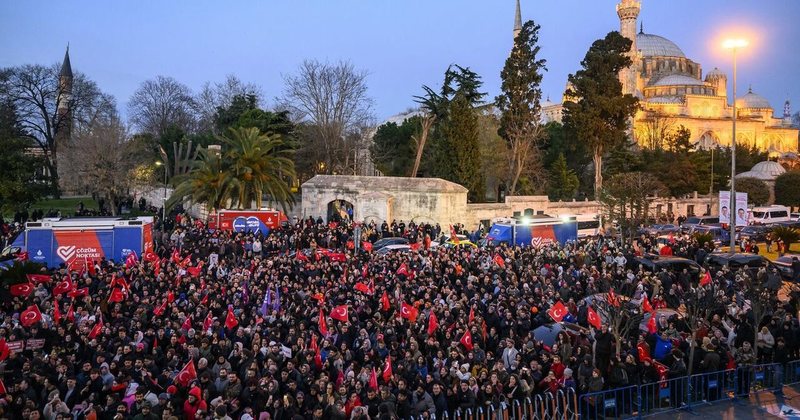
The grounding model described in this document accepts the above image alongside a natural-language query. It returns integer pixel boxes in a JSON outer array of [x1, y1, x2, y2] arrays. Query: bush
[[735, 177, 769, 206], [771, 226, 800, 248], [693, 232, 714, 247], [774, 171, 800, 207]]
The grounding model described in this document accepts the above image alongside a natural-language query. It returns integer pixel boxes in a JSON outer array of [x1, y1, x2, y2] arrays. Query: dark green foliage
[[0, 260, 47, 287], [562, 31, 639, 195], [370, 116, 420, 177], [775, 171, 800, 207], [735, 177, 769, 206], [771, 226, 799, 248], [547, 153, 579, 201], [0, 100, 51, 213]]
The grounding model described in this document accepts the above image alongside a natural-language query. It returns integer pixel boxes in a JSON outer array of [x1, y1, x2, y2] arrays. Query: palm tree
[[221, 127, 296, 210], [167, 127, 296, 212], [167, 149, 234, 213]]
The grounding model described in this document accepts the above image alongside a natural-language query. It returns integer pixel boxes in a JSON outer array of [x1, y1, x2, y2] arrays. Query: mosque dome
[[736, 87, 772, 109], [735, 160, 786, 181], [704, 67, 726, 81], [650, 74, 704, 87], [636, 33, 685, 57]]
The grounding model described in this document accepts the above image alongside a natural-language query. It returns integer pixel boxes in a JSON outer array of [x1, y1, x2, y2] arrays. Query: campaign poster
[[719, 191, 748, 225]]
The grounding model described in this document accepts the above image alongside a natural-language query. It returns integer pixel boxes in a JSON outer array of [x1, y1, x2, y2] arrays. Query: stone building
[[538, 0, 799, 154], [734, 160, 787, 204], [301, 175, 468, 226]]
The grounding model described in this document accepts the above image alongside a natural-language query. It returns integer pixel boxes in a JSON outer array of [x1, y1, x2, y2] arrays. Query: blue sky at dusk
[[2, 0, 798, 121]]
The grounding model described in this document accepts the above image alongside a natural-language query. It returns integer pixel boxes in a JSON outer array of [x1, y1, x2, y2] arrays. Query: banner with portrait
[[719, 191, 748, 226]]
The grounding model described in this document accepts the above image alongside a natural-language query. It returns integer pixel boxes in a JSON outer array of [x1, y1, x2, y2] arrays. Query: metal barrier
[[787, 360, 800, 386], [533, 394, 545, 419], [564, 387, 579, 420], [579, 385, 638, 419], [687, 369, 737, 406], [735, 363, 781, 397]]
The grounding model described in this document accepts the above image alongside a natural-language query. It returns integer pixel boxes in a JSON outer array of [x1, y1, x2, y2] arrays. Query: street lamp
[[723, 38, 748, 251], [155, 161, 167, 232]]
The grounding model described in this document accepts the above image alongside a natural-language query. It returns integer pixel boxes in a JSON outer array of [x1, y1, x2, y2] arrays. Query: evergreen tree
[[562, 31, 639, 196], [442, 95, 485, 202], [496, 20, 547, 195], [0, 100, 50, 213], [370, 116, 420, 176], [775, 171, 800, 207], [547, 153, 579, 201]]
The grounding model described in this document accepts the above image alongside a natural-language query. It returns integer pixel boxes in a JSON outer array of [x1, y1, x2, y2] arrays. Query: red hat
[[167, 385, 178, 395]]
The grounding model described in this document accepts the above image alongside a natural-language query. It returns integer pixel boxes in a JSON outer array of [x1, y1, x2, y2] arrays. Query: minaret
[[513, 0, 522, 40], [616, 0, 640, 96], [56, 45, 73, 153]]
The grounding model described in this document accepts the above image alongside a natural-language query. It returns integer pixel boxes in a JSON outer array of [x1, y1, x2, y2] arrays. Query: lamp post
[[723, 38, 748, 251], [155, 161, 167, 232]]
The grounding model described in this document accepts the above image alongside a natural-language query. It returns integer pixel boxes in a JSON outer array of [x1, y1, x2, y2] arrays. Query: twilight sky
[[1, 0, 798, 122]]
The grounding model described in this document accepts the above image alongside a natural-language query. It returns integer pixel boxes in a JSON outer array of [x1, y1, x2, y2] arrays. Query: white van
[[750, 205, 791, 225]]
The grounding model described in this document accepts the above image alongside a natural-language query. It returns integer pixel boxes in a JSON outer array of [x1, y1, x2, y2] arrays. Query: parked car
[[680, 216, 719, 233], [690, 225, 730, 244], [771, 254, 800, 281], [791, 212, 800, 222], [372, 237, 409, 251], [639, 224, 680, 236], [375, 244, 412, 255], [704, 252, 769, 273], [736, 225, 772, 243], [633, 254, 701, 275]]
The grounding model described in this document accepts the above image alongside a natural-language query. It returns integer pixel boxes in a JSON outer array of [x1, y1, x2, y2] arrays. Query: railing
[[424, 362, 800, 420]]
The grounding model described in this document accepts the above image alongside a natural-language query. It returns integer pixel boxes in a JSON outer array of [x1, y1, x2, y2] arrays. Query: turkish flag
[[319, 308, 328, 336], [331, 305, 348, 323], [171, 249, 181, 264], [0, 338, 9, 362], [109, 288, 125, 303], [187, 261, 204, 278], [88, 318, 103, 339], [355, 282, 371, 294], [20, 305, 42, 327], [144, 251, 160, 263], [180, 256, 191, 268], [53, 278, 73, 295], [468, 307, 475, 324], [182, 316, 192, 331], [642, 296, 653, 313], [26, 274, 51, 284], [380, 291, 391, 312], [53, 302, 61, 324], [547, 301, 568, 323], [493, 254, 505, 268], [10, 283, 34, 297], [400, 302, 418, 323], [0, 379, 5, 395], [700, 271, 712, 286], [396, 263, 409, 277], [225, 308, 238, 330], [68, 287, 89, 298], [153, 300, 167, 316], [369, 367, 379, 390], [647, 313, 658, 334], [125, 251, 138, 269], [16, 251, 28, 262], [382, 355, 393, 383], [587, 306, 602, 330], [449, 225, 460, 244], [66, 304, 74, 323], [295, 251, 309, 262], [428, 311, 438, 336], [361, 241, 373, 252], [482, 321, 487, 343], [176, 359, 197, 387], [409, 242, 421, 251], [203, 313, 213, 331], [167, 291, 175, 304], [460, 330, 474, 351]]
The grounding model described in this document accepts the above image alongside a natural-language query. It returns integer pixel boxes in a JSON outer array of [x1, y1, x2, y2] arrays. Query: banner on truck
[[719, 191, 748, 225]]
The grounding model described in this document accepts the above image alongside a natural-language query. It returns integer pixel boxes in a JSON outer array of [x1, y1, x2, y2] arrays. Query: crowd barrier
[[411, 362, 800, 420]]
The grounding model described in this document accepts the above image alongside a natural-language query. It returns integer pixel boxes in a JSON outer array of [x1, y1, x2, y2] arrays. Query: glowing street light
[[722, 37, 748, 251]]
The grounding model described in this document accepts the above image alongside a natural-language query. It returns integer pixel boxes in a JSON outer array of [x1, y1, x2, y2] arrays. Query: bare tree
[[636, 111, 675, 150], [279, 60, 374, 175], [195, 74, 262, 133], [0, 64, 115, 191], [600, 172, 667, 239], [410, 115, 433, 177], [593, 293, 643, 358], [63, 117, 144, 215], [127, 75, 198, 137]]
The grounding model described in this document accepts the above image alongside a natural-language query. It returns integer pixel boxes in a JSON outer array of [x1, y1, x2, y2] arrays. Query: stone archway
[[327, 199, 354, 223], [695, 131, 720, 150]]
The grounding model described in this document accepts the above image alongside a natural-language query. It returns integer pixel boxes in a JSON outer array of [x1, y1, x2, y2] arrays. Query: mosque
[[538, 0, 799, 155]]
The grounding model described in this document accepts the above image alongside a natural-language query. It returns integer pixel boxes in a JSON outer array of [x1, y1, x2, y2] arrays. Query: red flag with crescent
[[382, 355, 393, 383], [400, 302, 418, 323], [587, 306, 602, 330], [331, 305, 349, 323], [318, 308, 328, 336], [20, 305, 43, 327], [460, 329, 474, 351], [547, 301, 568, 323], [10, 283, 34, 297], [176, 359, 197, 387], [428, 311, 438, 336], [380, 291, 391, 312]]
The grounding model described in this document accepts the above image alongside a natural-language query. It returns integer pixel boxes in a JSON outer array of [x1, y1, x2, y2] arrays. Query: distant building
[[536, 0, 799, 154]]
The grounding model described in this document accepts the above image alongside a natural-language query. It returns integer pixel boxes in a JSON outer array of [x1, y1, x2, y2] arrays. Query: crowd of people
[[1, 214, 799, 420]]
